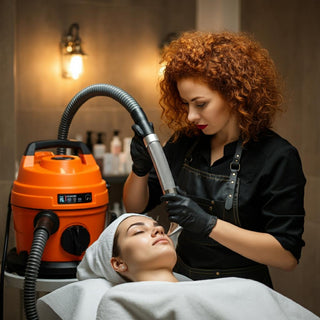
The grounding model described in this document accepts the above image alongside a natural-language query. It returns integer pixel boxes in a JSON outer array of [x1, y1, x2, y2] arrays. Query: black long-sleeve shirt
[[146, 130, 306, 261]]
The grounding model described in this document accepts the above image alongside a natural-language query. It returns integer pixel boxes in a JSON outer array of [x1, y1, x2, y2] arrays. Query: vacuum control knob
[[60, 225, 90, 256]]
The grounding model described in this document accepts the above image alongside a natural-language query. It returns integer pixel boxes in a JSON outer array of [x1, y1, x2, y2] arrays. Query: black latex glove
[[130, 123, 153, 177], [161, 192, 217, 237]]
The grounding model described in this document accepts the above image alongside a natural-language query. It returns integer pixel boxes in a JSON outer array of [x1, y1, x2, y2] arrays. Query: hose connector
[[33, 210, 59, 236]]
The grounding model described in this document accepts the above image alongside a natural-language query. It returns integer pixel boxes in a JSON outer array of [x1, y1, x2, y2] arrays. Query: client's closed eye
[[133, 230, 144, 235]]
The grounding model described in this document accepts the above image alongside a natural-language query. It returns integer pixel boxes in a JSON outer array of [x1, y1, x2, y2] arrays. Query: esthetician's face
[[114, 216, 177, 274], [177, 77, 238, 138]]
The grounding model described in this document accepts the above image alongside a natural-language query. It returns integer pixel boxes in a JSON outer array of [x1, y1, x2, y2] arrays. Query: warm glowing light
[[62, 54, 84, 79], [66, 45, 73, 53], [61, 23, 86, 80], [69, 55, 83, 79]]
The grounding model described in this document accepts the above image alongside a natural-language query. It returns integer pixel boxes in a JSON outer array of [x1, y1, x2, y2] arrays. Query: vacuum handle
[[144, 134, 176, 194], [24, 139, 91, 156], [144, 134, 181, 236]]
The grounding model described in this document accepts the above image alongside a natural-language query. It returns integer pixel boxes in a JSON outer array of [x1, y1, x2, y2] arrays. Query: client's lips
[[153, 237, 169, 245], [197, 124, 207, 130]]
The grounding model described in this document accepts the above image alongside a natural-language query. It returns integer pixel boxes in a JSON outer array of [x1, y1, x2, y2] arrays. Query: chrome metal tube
[[144, 134, 176, 194], [144, 134, 181, 237]]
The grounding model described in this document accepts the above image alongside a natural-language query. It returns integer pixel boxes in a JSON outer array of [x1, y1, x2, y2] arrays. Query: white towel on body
[[96, 277, 319, 320]]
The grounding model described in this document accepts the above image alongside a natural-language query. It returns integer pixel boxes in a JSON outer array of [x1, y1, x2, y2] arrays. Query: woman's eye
[[196, 102, 206, 108], [133, 230, 144, 236]]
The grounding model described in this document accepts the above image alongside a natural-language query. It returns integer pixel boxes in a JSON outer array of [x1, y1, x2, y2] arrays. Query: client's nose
[[152, 226, 164, 236]]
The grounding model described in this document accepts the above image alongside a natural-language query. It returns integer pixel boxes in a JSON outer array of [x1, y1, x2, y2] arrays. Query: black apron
[[174, 138, 273, 288]]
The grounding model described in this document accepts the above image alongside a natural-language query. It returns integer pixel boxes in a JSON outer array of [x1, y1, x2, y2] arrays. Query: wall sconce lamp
[[61, 23, 86, 80]]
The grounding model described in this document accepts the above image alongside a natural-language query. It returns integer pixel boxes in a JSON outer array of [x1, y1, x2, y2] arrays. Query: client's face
[[112, 216, 177, 278]]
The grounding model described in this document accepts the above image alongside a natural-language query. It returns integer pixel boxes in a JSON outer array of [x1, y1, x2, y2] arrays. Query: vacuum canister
[[11, 140, 109, 266]]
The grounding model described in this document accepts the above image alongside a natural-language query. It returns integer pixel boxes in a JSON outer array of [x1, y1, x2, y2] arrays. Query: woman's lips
[[197, 124, 208, 130], [153, 237, 169, 245]]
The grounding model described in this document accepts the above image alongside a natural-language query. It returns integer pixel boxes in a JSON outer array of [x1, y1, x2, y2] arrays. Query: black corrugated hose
[[57, 84, 153, 154], [24, 228, 49, 320], [23, 211, 59, 320]]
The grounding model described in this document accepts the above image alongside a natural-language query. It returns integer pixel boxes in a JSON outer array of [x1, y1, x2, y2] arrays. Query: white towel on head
[[76, 213, 152, 285]]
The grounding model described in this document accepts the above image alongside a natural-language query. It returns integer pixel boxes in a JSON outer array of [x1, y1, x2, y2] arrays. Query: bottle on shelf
[[110, 130, 122, 155], [93, 132, 106, 172], [122, 137, 133, 174], [86, 131, 93, 152], [110, 130, 122, 175]]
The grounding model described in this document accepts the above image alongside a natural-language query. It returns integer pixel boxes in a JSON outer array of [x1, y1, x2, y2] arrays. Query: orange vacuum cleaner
[[11, 140, 108, 270]]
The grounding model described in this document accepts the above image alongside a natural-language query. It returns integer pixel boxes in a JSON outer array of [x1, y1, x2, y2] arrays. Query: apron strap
[[225, 139, 243, 210]]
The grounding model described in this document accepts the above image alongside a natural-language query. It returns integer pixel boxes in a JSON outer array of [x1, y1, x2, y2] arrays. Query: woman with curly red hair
[[123, 31, 306, 287]]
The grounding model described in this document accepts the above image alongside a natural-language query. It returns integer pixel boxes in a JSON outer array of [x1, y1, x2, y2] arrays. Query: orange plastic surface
[[11, 151, 109, 261]]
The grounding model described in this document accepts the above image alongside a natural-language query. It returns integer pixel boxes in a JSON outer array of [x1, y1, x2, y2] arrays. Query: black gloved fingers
[[167, 213, 180, 224], [165, 202, 187, 213], [132, 123, 144, 137], [131, 122, 154, 153], [162, 191, 218, 236], [130, 124, 153, 176], [132, 122, 154, 138], [161, 194, 186, 212], [166, 205, 185, 215], [175, 186, 187, 196], [161, 193, 184, 203], [131, 135, 148, 155]]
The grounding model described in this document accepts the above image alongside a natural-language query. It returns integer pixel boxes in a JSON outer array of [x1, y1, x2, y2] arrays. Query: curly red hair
[[159, 31, 284, 144]]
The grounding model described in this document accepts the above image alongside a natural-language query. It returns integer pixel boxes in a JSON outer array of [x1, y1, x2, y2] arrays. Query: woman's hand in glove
[[161, 192, 217, 237], [130, 123, 153, 177]]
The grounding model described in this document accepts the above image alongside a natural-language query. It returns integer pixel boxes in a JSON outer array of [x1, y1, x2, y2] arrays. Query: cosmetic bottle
[[110, 130, 122, 155], [110, 130, 122, 174], [93, 132, 106, 172], [86, 131, 93, 152], [123, 137, 133, 174]]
